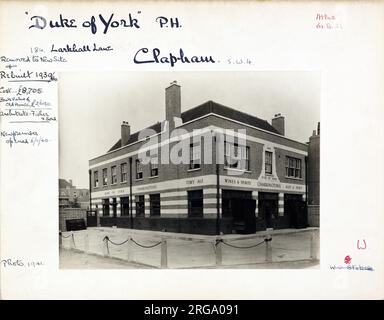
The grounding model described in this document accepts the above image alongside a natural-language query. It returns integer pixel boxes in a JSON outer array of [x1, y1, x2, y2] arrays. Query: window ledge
[[285, 176, 303, 181], [111, 183, 117, 186], [149, 175, 159, 179], [224, 167, 252, 173], [135, 178, 143, 182], [188, 167, 201, 172]]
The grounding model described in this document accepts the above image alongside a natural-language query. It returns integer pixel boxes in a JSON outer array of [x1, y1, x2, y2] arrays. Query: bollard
[[127, 237, 133, 262], [265, 236, 272, 262], [160, 238, 168, 268], [310, 232, 318, 260], [215, 238, 222, 266], [102, 237, 109, 257], [84, 233, 89, 253], [59, 232, 62, 248], [70, 232, 75, 249]]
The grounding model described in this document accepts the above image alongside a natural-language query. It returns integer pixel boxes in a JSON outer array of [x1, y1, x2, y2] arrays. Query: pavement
[[59, 227, 320, 269]]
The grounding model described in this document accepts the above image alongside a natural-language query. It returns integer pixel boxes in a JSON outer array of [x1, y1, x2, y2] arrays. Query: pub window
[[120, 197, 129, 216], [102, 198, 110, 217], [111, 166, 117, 184], [265, 151, 273, 174], [149, 194, 160, 216], [150, 158, 159, 177], [120, 163, 127, 182], [188, 190, 203, 217], [189, 143, 201, 170], [135, 195, 145, 216], [136, 159, 143, 180], [225, 142, 249, 170], [102, 168, 108, 186], [93, 171, 99, 188], [285, 156, 302, 178]]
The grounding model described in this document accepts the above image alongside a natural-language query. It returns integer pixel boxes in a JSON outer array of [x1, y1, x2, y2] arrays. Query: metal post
[[127, 237, 133, 262], [310, 231, 318, 260], [102, 237, 109, 257], [59, 232, 62, 247], [129, 157, 133, 229], [265, 235, 272, 262], [214, 134, 221, 236], [70, 232, 75, 249], [215, 238, 222, 266], [161, 238, 168, 268]]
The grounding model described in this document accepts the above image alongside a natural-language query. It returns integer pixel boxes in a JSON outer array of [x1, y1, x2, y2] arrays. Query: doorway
[[222, 190, 256, 234], [258, 192, 278, 229]]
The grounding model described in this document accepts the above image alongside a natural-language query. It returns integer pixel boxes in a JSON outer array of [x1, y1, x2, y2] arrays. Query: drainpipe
[[214, 133, 221, 235], [129, 157, 133, 229]]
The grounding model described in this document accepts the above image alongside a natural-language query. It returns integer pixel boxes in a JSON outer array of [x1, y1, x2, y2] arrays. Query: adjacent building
[[88, 82, 312, 235], [307, 123, 320, 227], [59, 179, 89, 209]]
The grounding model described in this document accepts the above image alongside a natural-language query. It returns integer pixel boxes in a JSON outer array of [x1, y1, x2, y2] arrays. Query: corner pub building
[[88, 82, 309, 235]]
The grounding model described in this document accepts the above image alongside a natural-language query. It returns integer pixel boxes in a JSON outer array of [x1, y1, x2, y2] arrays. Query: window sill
[[188, 167, 201, 172], [120, 181, 128, 184], [285, 176, 303, 181], [224, 167, 252, 173], [135, 178, 143, 182], [149, 175, 159, 179], [111, 183, 117, 186]]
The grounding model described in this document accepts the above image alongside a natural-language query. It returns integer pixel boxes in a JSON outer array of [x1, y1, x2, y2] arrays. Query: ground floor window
[[149, 193, 160, 216], [188, 190, 203, 217], [121, 196, 129, 216], [102, 198, 110, 216], [135, 195, 145, 216]]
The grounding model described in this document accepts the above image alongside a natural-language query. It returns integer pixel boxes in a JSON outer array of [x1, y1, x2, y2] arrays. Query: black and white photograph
[[1, 0, 383, 301], [58, 71, 320, 269]]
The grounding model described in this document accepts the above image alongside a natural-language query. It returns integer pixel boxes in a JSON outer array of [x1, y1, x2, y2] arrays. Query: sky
[[59, 71, 320, 188]]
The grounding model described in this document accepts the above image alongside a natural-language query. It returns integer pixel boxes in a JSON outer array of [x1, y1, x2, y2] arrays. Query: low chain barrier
[[59, 231, 76, 249], [60, 230, 319, 268], [216, 237, 270, 249]]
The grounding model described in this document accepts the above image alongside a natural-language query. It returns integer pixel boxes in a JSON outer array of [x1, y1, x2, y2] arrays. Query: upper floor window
[[136, 159, 143, 180], [93, 171, 99, 188], [189, 143, 201, 170], [120, 163, 127, 182], [265, 151, 273, 174], [111, 166, 117, 184], [285, 156, 302, 178], [225, 142, 250, 171], [150, 158, 159, 177], [102, 168, 108, 186]]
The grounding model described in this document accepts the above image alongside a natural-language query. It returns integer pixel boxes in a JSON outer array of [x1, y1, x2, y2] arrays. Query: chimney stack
[[121, 121, 131, 146], [272, 113, 285, 136], [165, 81, 181, 130]]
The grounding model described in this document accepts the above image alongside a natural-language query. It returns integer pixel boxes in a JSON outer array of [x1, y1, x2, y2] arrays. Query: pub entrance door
[[258, 192, 278, 229], [222, 190, 256, 234]]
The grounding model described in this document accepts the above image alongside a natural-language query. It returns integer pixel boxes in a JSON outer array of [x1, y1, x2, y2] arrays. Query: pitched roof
[[108, 100, 279, 152], [108, 121, 162, 152], [181, 100, 280, 134]]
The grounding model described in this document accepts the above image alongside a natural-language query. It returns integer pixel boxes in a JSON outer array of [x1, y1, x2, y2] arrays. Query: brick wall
[[59, 208, 87, 231]]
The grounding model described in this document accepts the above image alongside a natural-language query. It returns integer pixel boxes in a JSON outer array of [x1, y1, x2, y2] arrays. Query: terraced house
[[88, 81, 310, 235]]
